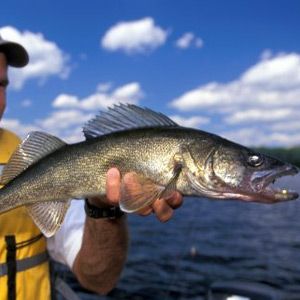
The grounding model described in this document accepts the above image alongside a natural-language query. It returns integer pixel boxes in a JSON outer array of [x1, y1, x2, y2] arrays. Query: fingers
[[152, 199, 174, 222], [165, 191, 183, 209], [137, 206, 153, 216], [138, 192, 184, 222], [105, 168, 184, 223], [106, 168, 121, 204]]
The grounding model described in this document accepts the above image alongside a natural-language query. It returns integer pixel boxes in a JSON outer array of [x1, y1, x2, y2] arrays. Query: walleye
[[0, 104, 298, 236]]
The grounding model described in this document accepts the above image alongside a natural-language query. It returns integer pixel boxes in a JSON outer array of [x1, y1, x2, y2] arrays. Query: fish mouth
[[248, 164, 299, 203], [187, 164, 299, 203]]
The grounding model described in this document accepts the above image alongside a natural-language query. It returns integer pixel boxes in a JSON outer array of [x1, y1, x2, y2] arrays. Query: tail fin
[[0, 131, 70, 236]]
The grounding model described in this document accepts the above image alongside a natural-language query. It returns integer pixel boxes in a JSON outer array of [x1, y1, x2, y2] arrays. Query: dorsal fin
[[83, 103, 179, 139], [1, 131, 66, 185]]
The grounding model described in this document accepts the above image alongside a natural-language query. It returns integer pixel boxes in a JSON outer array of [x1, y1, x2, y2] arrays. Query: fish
[[0, 104, 298, 237]]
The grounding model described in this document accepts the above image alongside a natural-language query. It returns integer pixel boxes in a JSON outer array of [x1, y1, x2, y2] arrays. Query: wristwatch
[[84, 199, 125, 219]]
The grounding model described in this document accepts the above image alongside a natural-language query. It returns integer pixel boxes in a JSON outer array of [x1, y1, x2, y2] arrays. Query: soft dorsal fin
[[1, 131, 66, 185], [83, 103, 179, 139]]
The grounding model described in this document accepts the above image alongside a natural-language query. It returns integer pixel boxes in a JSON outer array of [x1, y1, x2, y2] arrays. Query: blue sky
[[1, 0, 300, 146]]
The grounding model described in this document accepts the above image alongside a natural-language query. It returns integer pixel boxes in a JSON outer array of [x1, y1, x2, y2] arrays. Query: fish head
[[184, 139, 299, 203]]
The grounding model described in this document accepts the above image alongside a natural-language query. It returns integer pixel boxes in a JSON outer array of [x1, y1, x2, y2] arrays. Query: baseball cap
[[0, 34, 29, 67]]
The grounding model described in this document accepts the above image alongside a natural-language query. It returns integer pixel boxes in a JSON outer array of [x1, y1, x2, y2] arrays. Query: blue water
[[106, 174, 300, 299]]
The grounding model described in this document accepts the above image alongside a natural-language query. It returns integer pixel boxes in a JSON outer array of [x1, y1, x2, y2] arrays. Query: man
[[0, 34, 183, 299]]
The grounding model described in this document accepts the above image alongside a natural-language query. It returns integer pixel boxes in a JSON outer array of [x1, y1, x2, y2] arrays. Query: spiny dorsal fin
[[26, 200, 71, 237], [1, 131, 66, 185], [83, 103, 179, 139]]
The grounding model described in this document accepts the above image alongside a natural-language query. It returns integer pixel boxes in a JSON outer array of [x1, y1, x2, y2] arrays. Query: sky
[[1, 0, 300, 146]]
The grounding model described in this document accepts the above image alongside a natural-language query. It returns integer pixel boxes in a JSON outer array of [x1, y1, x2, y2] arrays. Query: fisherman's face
[[0, 52, 8, 120]]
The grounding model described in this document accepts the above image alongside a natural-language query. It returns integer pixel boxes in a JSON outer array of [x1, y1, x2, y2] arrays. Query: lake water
[[106, 174, 300, 299]]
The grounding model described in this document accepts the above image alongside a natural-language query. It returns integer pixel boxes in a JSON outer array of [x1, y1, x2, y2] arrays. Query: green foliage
[[254, 147, 300, 168]]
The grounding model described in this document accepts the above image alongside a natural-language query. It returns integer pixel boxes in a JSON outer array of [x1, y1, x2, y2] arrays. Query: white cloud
[[2, 110, 91, 143], [176, 33, 194, 49], [271, 121, 300, 132], [112, 82, 143, 102], [225, 108, 296, 124], [222, 128, 300, 147], [101, 17, 168, 54], [170, 51, 300, 147], [53, 94, 79, 108], [260, 49, 273, 60], [53, 82, 144, 110], [175, 32, 204, 49], [241, 52, 300, 89], [170, 115, 210, 128], [96, 82, 112, 93], [1, 118, 40, 137], [170, 79, 300, 112], [171, 52, 300, 111], [0, 26, 71, 89], [21, 99, 32, 107], [2, 81, 143, 143], [39, 82, 144, 142], [37, 110, 92, 137]]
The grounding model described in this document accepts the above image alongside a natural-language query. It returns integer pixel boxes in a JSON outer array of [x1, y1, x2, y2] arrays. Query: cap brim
[[0, 41, 29, 67]]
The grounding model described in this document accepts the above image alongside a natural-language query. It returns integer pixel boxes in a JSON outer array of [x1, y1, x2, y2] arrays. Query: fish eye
[[247, 154, 264, 167]]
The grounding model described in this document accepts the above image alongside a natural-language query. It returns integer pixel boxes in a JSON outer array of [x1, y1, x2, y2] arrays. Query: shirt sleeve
[[47, 200, 85, 268]]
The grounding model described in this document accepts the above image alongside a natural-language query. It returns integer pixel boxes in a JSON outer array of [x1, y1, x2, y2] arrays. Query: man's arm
[[72, 168, 183, 295], [72, 212, 128, 294]]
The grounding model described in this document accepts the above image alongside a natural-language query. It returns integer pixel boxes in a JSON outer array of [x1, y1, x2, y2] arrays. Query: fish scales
[[0, 104, 298, 237], [0, 127, 203, 211]]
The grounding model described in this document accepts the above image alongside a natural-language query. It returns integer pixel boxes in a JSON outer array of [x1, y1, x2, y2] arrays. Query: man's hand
[[75, 167, 182, 294], [89, 168, 183, 222]]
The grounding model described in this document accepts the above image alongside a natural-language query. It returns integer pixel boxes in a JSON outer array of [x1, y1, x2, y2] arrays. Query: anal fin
[[26, 200, 71, 237]]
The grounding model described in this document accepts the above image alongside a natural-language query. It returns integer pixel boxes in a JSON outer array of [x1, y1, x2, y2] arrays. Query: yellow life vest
[[0, 128, 51, 300]]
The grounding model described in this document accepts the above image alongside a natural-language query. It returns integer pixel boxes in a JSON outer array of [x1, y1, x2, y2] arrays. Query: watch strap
[[84, 199, 125, 219]]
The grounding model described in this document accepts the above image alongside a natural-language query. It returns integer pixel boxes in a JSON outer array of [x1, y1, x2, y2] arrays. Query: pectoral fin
[[120, 166, 182, 213], [26, 200, 71, 237], [120, 173, 164, 213]]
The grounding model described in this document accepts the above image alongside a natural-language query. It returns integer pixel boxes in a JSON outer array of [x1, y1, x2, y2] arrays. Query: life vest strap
[[5, 235, 16, 300], [0, 250, 48, 277]]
